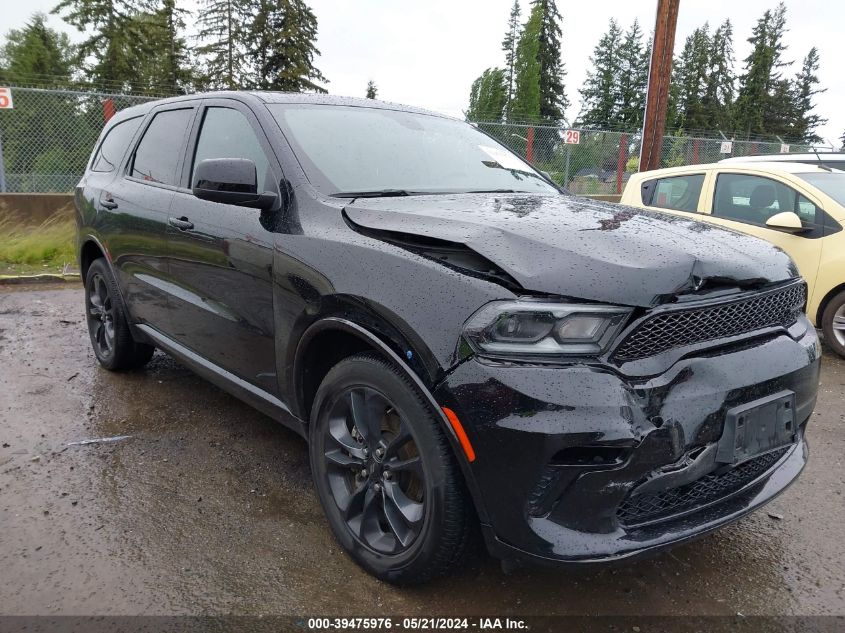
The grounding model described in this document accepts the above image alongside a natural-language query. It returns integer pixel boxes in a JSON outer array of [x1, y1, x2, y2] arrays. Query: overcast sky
[[5, 0, 843, 145]]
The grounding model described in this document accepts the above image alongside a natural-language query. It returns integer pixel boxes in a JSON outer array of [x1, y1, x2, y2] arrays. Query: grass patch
[[0, 211, 76, 276]]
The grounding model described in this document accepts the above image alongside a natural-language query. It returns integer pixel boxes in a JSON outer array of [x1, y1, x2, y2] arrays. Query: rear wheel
[[309, 353, 475, 584], [821, 290, 845, 358], [85, 258, 154, 370]]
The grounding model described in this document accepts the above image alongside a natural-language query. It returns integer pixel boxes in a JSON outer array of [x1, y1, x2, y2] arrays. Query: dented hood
[[345, 193, 798, 307]]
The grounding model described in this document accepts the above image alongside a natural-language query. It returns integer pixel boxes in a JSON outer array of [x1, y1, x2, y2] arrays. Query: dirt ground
[[1, 285, 844, 619]]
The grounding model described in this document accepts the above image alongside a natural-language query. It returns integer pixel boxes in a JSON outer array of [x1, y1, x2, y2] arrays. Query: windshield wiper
[[330, 189, 414, 198], [465, 189, 518, 193]]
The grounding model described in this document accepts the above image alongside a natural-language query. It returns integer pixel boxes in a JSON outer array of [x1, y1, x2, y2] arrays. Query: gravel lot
[[1, 285, 844, 619]]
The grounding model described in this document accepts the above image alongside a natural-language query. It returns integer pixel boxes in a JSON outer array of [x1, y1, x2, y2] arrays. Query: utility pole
[[639, 0, 680, 172]]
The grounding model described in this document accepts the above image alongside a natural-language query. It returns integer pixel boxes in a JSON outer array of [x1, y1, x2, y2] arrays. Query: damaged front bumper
[[434, 317, 820, 565]]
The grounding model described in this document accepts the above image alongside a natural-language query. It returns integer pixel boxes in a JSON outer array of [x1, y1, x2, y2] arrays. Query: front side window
[[646, 174, 705, 212], [192, 107, 272, 193], [91, 116, 142, 173], [131, 108, 193, 186], [267, 104, 558, 196], [796, 171, 845, 207], [713, 173, 819, 227]]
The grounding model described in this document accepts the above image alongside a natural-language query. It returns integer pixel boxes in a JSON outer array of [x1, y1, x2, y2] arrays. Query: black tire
[[309, 353, 476, 585], [821, 290, 845, 358], [84, 258, 155, 370]]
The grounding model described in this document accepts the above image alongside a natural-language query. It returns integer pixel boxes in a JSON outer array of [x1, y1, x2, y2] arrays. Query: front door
[[165, 100, 280, 395]]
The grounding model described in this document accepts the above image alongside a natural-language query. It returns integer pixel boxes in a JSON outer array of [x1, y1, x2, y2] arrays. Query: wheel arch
[[79, 236, 107, 279], [815, 282, 845, 326]]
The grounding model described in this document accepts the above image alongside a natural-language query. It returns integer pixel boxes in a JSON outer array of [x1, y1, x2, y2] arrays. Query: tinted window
[[268, 104, 558, 195], [91, 117, 142, 173], [713, 173, 820, 227], [131, 108, 193, 185], [647, 174, 705, 212], [192, 107, 271, 192]]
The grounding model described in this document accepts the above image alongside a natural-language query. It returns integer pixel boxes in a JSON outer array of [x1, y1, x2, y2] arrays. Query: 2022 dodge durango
[[75, 92, 820, 584]]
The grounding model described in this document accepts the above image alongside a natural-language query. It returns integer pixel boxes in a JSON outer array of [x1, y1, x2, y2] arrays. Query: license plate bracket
[[716, 390, 796, 464]]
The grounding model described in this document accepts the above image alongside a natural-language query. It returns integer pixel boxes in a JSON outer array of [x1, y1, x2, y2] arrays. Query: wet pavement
[[1, 285, 844, 617]]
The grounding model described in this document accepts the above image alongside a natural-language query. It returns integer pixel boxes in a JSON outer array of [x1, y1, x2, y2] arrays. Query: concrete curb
[[0, 273, 82, 285]]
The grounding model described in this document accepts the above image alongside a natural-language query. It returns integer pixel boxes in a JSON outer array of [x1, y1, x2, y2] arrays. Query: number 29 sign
[[0, 87, 13, 109], [559, 129, 580, 144]]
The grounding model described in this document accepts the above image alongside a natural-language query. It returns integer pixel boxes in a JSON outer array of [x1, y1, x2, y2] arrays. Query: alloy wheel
[[834, 305, 845, 347], [322, 386, 426, 554], [87, 272, 116, 357]]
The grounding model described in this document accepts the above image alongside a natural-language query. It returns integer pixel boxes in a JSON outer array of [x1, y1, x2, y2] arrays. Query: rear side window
[[713, 173, 821, 227], [91, 117, 142, 173], [131, 108, 193, 185], [644, 174, 705, 212]]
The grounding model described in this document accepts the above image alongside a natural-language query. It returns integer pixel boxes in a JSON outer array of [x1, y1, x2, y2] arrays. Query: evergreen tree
[[500, 0, 521, 118], [673, 24, 712, 132], [702, 19, 735, 131], [531, 0, 568, 120], [126, 0, 193, 94], [510, 3, 541, 121], [789, 47, 826, 143], [0, 13, 75, 83], [246, 0, 328, 92], [365, 80, 377, 99], [195, 0, 248, 89], [617, 19, 648, 129], [51, 0, 140, 86], [577, 19, 621, 128], [734, 3, 790, 138], [840, 131, 845, 151], [466, 67, 507, 121]]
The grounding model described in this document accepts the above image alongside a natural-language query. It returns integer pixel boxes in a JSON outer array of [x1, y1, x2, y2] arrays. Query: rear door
[[99, 104, 197, 328], [165, 99, 280, 394]]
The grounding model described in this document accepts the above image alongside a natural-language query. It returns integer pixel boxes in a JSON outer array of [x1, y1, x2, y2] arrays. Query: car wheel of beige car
[[821, 290, 845, 358]]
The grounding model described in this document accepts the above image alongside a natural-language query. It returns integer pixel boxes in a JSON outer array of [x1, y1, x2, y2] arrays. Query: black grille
[[613, 282, 806, 362], [617, 447, 790, 527]]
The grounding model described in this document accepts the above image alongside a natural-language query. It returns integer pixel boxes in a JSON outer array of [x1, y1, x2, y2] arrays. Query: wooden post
[[617, 133, 628, 194], [639, 0, 680, 172], [526, 127, 535, 163]]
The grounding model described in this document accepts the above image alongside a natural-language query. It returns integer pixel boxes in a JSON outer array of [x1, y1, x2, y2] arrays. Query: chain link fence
[[0, 86, 157, 193], [473, 121, 817, 196], [0, 85, 823, 194]]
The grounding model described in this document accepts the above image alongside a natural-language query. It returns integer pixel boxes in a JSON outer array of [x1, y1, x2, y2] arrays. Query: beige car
[[621, 161, 845, 356]]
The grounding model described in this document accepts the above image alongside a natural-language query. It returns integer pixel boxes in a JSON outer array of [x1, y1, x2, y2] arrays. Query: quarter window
[[192, 107, 271, 193], [712, 174, 820, 227], [91, 117, 142, 173], [131, 108, 193, 186], [646, 174, 705, 212]]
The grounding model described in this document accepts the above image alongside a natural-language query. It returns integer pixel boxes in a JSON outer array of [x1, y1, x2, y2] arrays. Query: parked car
[[77, 92, 820, 584], [720, 152, 845, 171], [622, 161, 845, 357]]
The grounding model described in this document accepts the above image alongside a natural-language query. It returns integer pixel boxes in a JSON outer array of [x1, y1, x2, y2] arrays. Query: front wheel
[[821, 290, 845, 358], [85, 258, 155, 370], [309, 353, 476, 584]]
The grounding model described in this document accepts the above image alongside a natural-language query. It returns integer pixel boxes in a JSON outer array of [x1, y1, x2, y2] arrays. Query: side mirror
[[192, 158, 277, 210], [765, 211, 809, 234]]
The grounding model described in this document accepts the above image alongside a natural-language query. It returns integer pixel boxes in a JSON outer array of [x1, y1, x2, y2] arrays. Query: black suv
[[76, 92, 820, 584]]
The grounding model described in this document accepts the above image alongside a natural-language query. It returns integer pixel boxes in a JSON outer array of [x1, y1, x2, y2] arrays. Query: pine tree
[[195, 0, 247, 89], [0, 13, 75, 83], [128, 0, 193, 94], [246, 0, 328, 92], [617, 19, 648, 129], [500, 0, 521, 118], [734, 3, 790, 138], [702, 19, 735, 131], [466, 68, 507, 121], [51, 0, 140, 86], [365, 80, 377, 99], [673, 24, 712, 132], [577, 19, 621, 128], [532, 0, 568, 120], [789, 47, 826, 143], [510, 3, 541, 122]]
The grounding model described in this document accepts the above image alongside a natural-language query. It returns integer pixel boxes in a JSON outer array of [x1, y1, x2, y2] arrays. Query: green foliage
[[500, 0, 521, 117], [365, 80, 377, 99], [245, 0, 328, 92], [0, 211, 76, 269], [625, 155, 639, 173], [617, 20, 648, 130], [672, 24, 712, 131], [195, 0, 249, 89], [510, 3, 541, 122], [578, 19, 621, 128], [0, 13, 75, 83], [531, 0, 568, 120], [790, 47, 826, 143], [466, 68, 507, 121]]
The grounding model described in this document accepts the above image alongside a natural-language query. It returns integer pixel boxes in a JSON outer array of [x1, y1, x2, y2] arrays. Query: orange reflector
[[441, 406, 476, 463]]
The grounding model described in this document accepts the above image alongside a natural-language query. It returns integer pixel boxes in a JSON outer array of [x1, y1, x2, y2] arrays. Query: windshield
[[268, 104, 558, 196], [796, 171, 845, 206]]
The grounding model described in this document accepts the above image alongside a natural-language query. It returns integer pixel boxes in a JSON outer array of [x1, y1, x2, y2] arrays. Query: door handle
[[168, 216, 194, 231], [100, 195, 118, 210]]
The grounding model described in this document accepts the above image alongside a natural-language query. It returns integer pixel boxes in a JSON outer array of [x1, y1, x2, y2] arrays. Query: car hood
[[344, 193, 798, 307]]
